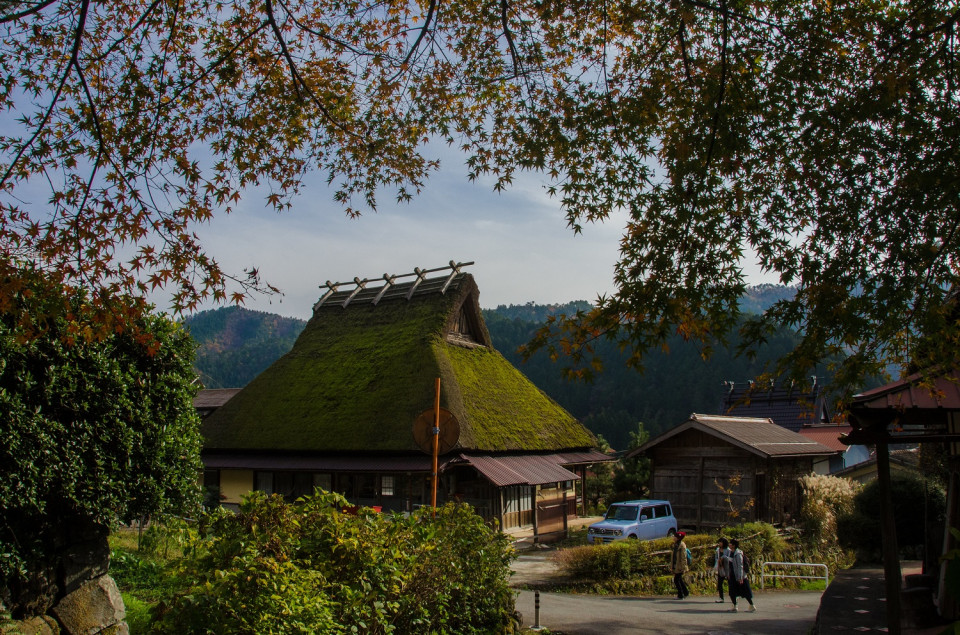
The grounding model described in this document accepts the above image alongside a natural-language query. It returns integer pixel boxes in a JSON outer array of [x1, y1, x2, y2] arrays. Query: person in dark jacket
[[671, 531, 690, 599], [712, 537, 731, 603]]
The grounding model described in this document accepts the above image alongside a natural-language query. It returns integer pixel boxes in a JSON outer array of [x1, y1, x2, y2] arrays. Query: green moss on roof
[[202, 274, 594, 453], [435, 341, 593, 450]]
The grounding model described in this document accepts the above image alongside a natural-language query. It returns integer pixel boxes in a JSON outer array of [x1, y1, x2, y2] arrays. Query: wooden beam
[[877, 441, 902, 634]]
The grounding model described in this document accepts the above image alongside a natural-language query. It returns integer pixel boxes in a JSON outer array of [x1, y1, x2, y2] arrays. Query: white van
[[586, 499, 677, 544]]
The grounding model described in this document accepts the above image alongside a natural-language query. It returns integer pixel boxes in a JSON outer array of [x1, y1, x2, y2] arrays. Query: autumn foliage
[[2, 1, 960, 395]]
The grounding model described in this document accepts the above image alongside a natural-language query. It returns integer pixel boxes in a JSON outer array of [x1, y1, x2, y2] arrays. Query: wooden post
[[532, 486, 539, 542], [432, 377, 440, 518], [697, 456, 705, 531], [877, 440, 902, 634]]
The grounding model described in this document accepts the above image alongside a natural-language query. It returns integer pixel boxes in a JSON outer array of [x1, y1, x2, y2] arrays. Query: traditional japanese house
[[628, 413, 835, 530], [199, 262, 609, 537]]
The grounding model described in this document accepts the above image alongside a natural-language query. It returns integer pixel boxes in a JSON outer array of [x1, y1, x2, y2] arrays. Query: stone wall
[[1, 518, 128, 634]]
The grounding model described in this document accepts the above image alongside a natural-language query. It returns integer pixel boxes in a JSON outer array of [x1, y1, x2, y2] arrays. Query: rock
[[0, 615, 60, 634], [50, 576, 125, 635]]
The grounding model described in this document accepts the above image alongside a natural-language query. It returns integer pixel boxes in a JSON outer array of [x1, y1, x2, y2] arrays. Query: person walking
[[713, 537, 731, 603], [728, 538, 757, 612], [671, 531, 690, 600]]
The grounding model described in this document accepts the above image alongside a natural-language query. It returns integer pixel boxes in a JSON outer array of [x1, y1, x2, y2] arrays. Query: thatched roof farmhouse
[[199, 262, 608, 536]]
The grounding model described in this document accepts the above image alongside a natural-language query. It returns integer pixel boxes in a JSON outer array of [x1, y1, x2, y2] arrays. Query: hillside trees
[[0, 267, 202, 615], [3, 0, 959, 396]]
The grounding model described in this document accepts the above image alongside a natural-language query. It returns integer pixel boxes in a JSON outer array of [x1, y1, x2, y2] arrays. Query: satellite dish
[[413, 408, 460, 455]]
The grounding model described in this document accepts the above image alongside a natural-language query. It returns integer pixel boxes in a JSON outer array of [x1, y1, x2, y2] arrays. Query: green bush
[[153, 491, 517, 634], [838, 473, 946, 556]]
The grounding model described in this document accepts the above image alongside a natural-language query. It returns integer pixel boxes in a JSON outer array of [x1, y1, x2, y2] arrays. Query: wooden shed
[[627, 413, 836, 530]]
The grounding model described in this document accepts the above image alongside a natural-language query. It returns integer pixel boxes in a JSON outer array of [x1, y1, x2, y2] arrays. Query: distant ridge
[[182, 306, 305, 388]]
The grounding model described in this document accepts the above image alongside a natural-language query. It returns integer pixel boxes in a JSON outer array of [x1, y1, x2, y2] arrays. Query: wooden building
[[628, 414, 835, 530], [721, 379, 870, 473], [198, 262, 609, 537]]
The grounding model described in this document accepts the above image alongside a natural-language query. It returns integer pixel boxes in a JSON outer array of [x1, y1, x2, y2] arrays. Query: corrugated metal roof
[[202, 453, 445, 472], [459, 453, 580, 487], [550, 449, 615, 465], [693, 414, 837, 456]]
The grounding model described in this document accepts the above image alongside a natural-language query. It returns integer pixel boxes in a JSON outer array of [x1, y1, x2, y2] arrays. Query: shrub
[[550, 522, 849, 594], [838, 473, 946, 557], [154, 491, 516, 634], [799, 474, 861, 546]]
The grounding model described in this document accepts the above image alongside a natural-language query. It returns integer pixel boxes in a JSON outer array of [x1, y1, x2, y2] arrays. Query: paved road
[[514, 589, 822, 635], [510, 549, 821, 634]]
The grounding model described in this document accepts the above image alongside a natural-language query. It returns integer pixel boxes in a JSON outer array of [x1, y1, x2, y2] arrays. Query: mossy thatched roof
[[202, 273, 595, 453]]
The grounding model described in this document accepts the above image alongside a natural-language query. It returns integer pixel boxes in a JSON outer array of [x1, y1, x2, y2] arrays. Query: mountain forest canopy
[[2, 0, 959, 398]]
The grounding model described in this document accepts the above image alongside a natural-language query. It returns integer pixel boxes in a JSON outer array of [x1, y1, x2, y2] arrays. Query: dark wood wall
[[647, 429, 813, 530]]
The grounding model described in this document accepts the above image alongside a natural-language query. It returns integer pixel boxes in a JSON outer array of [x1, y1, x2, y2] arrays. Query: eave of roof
[[852, 370, 960, 411], [630, 413, 836, 459]]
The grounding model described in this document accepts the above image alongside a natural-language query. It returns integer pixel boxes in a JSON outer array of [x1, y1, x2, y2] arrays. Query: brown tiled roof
[[798, 425, 853, 452], [194, 388, 241, 409], [852, 371, 960, 411], [631, 413, 836, 459]]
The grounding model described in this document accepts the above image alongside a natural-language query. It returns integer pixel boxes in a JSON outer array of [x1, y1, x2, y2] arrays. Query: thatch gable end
[[202, 272, 593, 453]]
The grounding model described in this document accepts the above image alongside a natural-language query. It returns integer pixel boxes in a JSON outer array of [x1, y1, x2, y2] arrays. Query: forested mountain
[[186, 285, 814, 450], [483, 311, 806, 450], [182, 306, 306, 389]]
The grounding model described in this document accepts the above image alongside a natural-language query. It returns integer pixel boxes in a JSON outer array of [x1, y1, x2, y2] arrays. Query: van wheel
[[628, 534, 638, 539], [667, 528, 676, 537]]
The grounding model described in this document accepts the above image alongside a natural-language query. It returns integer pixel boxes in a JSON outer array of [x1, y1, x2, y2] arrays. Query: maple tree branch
[[0, 0, 91, 191], [677, 14, 694, 85], [277, 0, 372, 57], [679, 0, 785, 30], [703, 0, 730, 173], [0, 0, 57, 24], [887, 7, 960, 55], [92, 0, 166, 63], [500, 0, 522, 79], [397, 0, 438, 71], [168, 21, 268, 106], [264, 0, 359, 141]]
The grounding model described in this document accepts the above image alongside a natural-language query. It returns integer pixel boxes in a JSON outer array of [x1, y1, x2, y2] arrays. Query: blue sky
[[190, 160, 631, 320]]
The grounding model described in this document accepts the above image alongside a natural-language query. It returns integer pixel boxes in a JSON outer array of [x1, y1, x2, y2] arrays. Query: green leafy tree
[[612, 422, 651, 501], [584, 434, 615, 512], [0, 267, 202, 614], [3, 1, 958, 395], [154, 492, 516, 635]]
